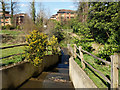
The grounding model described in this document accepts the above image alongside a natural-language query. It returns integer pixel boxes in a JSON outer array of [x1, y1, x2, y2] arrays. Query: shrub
[[25, 30, 48, 66], [74, 22, 94, 52], [2, 26, 6, 30], [48, 35, 59, 54], [10, 25, 15, 30], [2, 25, 15, 30], [96, 44, 118, 64], [16, 25, 21, 30], [53, 22, 65, 43], [25, 30, 59, 66], [5, 25, 11, 30]]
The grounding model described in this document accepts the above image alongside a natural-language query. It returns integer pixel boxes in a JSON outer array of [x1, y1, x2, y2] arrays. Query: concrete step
[[47, 68, 69, 74], [57, 64, 69, 68], [42, 79, 74, 88], [20, 72, 73, 89], [20, 78, 74, 89], [36, 72, 70, 81]]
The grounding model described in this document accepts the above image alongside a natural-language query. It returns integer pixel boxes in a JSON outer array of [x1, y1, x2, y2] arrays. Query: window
[[5, 16, 9, 19], [71, 12, 74, 14], [20, 16, 24, 19]]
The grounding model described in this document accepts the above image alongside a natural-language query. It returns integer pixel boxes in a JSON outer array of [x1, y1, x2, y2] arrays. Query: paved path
[[19, 48, 74, 89]]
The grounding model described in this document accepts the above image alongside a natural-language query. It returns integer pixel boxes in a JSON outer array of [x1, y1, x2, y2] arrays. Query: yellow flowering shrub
[[48, 35, 59, 54], [25, 30, 48, 66], [25, 30, 60, 66]]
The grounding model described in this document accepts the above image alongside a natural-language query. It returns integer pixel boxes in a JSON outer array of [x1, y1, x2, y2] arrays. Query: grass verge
[[1, 55, 25, 67], [74, 54, 111, 88], [0, 30, 24, 36], [0, 46, 25, 58], [0, 45, 26, 66]]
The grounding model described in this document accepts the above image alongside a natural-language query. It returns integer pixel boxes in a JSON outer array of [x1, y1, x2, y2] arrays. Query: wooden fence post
[[111, 53, 120, 89], [74, 44, 76, 58], [79, 46, 85, 69]]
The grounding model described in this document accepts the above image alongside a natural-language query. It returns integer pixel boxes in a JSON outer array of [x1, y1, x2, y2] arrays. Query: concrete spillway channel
[[18, 48, 74, 89]]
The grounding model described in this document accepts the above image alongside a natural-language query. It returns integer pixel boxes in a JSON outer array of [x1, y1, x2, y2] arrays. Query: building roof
[[5, 14, 11, 17], [57, 9, 75, 13], [0, 12, 27, 18], [50, 14, 57, 18], [15, 13, 27, 16], [0, 14, 11, 17]]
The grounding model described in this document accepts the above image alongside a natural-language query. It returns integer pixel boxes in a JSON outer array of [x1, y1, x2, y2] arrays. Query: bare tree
[[0, 0, 6, 26], [45, 20, 56, 36], [30, 0, 36, 24], [35, 3, 48, 32], [21, 1, 36, 33], [36, 3, 45, 26], [10, 0, 19, 25], [76, 2, 88, 22], [22, 14, 34, 34]]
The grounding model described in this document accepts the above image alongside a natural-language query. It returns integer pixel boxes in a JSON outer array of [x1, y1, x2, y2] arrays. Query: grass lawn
[[0, 45, 26, 66], [1, 43, 26, 47], [1, 55, 25, 66], [0, 44, 56, 66], [1, 30, 26, 46], [0, 30, 24, 36], [0, 30, 26, 66], [0, 46, 25, 58], [75, 54, 111, 88]]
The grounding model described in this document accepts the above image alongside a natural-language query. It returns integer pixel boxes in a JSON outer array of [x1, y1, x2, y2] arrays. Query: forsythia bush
[[25, 30, 48, 66], [48, 35, 59, 54], [25, 30, 59, 66]]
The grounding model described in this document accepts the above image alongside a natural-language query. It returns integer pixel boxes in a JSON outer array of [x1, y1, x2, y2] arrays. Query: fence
[[0, 44, 28, 60], [0, 44, 59, 60], [67, 44, 119, 89]]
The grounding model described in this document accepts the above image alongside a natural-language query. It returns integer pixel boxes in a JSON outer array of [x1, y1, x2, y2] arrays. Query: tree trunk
[[11, 0, 14, 25], [1, 1, 6, 27]]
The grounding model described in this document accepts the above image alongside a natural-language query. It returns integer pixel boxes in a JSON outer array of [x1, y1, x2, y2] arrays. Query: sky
[[18, 1, 77, 17], [1, 0, 118, 17], [0, 0, 78, 17]]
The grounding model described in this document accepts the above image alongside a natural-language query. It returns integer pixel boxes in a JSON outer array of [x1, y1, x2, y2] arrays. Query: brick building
[[0, 11, 26, 26], [50, 9, 76, 22], [0, 11, 11, 26], [14, 13, 26, 26]]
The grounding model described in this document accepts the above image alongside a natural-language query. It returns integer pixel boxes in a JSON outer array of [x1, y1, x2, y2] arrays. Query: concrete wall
[[43, 55, 58, 69], [69, 57, 97, 88], [0, 55, 59, 88]]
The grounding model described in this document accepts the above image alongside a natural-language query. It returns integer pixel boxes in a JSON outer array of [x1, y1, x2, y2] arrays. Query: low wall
[[0, 55, 59, 89], [43, 55, 59, 69], [69, 57, 97, 88]]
